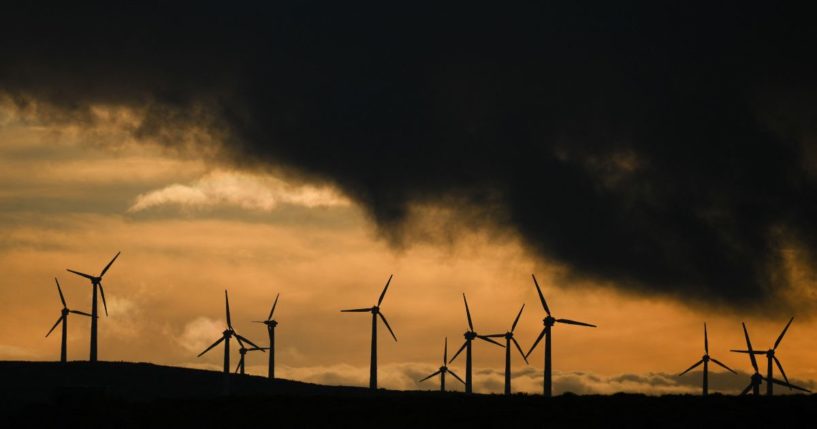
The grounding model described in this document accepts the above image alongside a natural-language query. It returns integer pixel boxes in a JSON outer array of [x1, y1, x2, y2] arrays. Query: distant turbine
[[732, 319, 810, 396], [252, 293, 280, 379], [484, 304, 529, 395], [198, 290, 263, 374], [678, 323, 736, 396], [341, 274, 398, 390], [235, 338, 267, 375], [449, 293, 504, 394], [66, 251, 120, 362], [525, 274, 596, 397], [45, 278, 93, 363], [418, 337, 465, 392]]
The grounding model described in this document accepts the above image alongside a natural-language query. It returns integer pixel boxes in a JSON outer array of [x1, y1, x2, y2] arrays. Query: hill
[[2, 361, 817, 428]]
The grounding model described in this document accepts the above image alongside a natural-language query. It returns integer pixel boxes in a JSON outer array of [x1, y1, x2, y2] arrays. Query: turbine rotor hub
[[465, 331, 477, 340], [267, 320, 278, 328], [702, 354, 710, 362], [505, 332, 513, 340], [766, 349, 774, 357], [62, 308, 69, 315], [544, 316, 556, 326], [371, 306, 379, 314]]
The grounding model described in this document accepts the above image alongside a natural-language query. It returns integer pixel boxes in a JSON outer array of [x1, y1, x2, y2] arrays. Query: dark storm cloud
[[3, 2, 817, 308]]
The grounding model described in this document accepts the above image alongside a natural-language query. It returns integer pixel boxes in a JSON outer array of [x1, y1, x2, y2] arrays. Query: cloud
[[178, 317, 225, 354], [3, 3, 817, 311], [128, 170, 349, 213]]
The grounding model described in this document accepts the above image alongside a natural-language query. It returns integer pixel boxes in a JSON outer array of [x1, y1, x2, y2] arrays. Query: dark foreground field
[[2, 361, 816, 428]]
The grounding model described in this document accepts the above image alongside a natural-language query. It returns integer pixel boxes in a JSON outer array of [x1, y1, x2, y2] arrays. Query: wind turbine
[[449, 293, 504, 394], [46, 278, 93, 363], [198, 290, 263, 374], [525, 274, 596, 397], [484, 304, 529, 395], [418, 337, 465, 392], [678, 323, 736, 396], [66, 251, 120, 362], [253, 293, 279, 379], [235, 338, 267, 375], [732, 319, 810, 396], [340, 274, 398, 390]]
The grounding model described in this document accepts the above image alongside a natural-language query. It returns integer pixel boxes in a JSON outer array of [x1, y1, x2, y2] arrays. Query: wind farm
[[6, 2, 817, 427]]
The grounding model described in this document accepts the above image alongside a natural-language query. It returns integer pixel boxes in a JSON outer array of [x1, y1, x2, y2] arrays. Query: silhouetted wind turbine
[[732, 319, 810, 396], [341, 274, 398, 390], [235, 337, 267, 375], [678, 323, 736, 396], [198, 290, 263, 374], [66, 251, 120, 362], [483, 304, 528, 395], [253, 293, 279, 379], [449, 293, 504, 394], [525, 274, 596, 397], [46, 278, 93, 363], [419, 337, 465, 392]]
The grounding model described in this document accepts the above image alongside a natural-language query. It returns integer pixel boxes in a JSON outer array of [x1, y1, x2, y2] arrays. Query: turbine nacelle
[[504, 332, 514, 340], [702, 354, 710, 362], [543, 315, 556, 326], [464, 331, 477, 340], [265, 320, 279, 328], [371, 306, 380, 314]]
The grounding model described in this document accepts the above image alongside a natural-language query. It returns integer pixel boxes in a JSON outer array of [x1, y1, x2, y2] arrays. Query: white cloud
[[179, 317, 225, 354], [128, 170, 350, 212]]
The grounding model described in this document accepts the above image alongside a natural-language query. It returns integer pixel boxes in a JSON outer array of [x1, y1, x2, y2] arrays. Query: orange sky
[[2, 99, 816, 394]]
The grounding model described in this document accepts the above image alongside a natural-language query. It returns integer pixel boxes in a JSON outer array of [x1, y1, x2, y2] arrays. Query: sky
[[2, 3, 817, 395]]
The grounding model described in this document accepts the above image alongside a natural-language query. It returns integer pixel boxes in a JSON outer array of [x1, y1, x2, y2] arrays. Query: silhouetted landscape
[[3, 361, 817, 428]]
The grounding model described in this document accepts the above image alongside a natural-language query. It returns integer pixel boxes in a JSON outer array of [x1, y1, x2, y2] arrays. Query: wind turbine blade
[[449, 341, 467, 363], [340, 308, 373, 312], [773, 356, 790, 387], [448, 369, 465, 384], [556, 318, 596, 328], [742, 322, 758, 373], [377, 274, 393, 306], [482, 334, 505, 338], [66, 269, 95, 281], [525, 328, 547, 359], [477, 335, 505, 347], [235, 360, 241, 374], [69, 310, 94, 317], [46, 315, 64, 337], [710, 358, 737, 374], [511, 304, 525, 333], [740, 383, 753, 396], [443, 337, 448, 364], [55, 278, 67, 308], [704, 323, 708, 354], [512, 337, 528, 364], [235, 333, 263, 350], [378, 312, 397, 341], [773, 317, 794, 351], [462, 293, 474, 331], [99, 251, 120, 277], [729, 350, 762, 354], [198, 336, 225, 357], [419, 370, 441, 382], [235, 335, 245, 349], [531, 274, 551, 316], [767, 377, 811, 393], [268, 293, 280, 320], [678, 359, 704, 376], [98, 283, 108, 317], [225, 290, 232, 329]]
